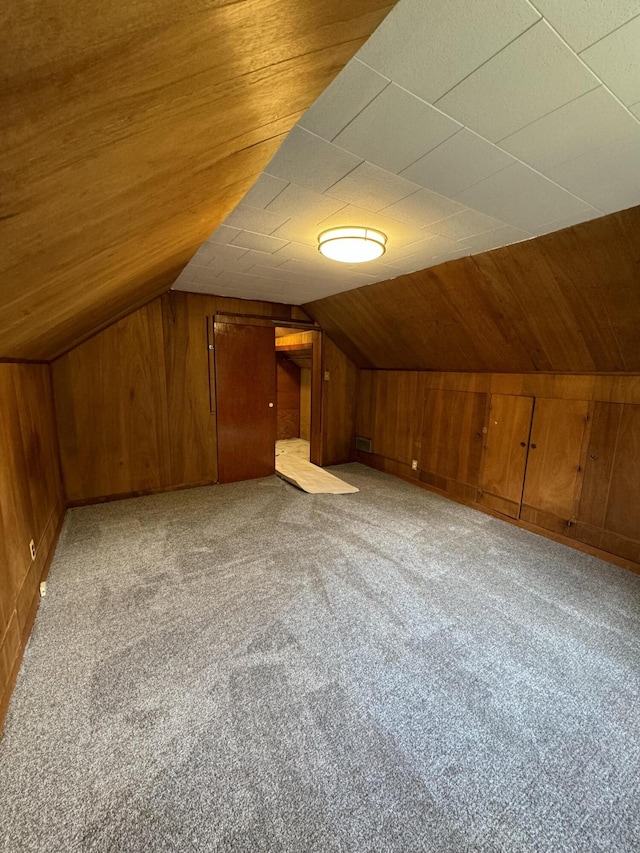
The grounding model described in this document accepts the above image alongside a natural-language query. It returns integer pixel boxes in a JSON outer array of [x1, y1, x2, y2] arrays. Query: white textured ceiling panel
[[265, 127, 362, 193], [324, 161, 419, 211], [454, 162, 598, 232], [435, 21, 599, 142], [357, 0, 540, 104], [400, 129, 516, 197], [499, 86, 640, 171], [240, 175, 289, 210], [545, 132, 640, 213], [427, 209, 505, 242], [531, 0, 640, 52], [381, 188, 465, 228], [332, 84, 461, 173], [173, 0, 640, 305], [298, 58, 389, 141], [579, 15, 640, 105], [224, 205, 289, 235]]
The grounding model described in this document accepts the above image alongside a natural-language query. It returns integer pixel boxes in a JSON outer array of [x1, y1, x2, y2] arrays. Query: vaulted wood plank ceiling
[[303, 206, 640, 373], [0, 0, 394, 359]]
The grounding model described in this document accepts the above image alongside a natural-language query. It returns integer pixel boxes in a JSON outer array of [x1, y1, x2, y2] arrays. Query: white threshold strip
[[275, 451, 359, 495]]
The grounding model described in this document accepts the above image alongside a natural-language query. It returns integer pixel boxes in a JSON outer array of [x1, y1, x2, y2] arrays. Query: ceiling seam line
[[432, 18, 542, 106], [579, 10, 640, 52], [523, 8, 640, 124]]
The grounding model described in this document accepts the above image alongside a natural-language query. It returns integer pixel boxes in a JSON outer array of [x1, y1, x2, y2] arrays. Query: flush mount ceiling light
[[318, 227, 387, 263]]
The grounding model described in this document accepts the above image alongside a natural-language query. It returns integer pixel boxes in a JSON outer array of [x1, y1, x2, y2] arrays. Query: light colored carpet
[[275, 439, 358, 494], [1, 464, 639, 852]]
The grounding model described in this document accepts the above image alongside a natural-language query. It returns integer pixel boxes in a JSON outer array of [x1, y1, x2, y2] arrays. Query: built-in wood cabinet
[[419, 389, 486, 502], [356, 371, 640, 573], [479, 394, 533, 518], [520, 398, 589, 535], [482, 395, 640, 558], [575, 402, 640, 563]]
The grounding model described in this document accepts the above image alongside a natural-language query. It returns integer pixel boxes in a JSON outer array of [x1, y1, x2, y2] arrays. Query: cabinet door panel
[[577, 402, 640, 558], [522, 398, 588, 520], [603, 404, 640, 540], [577, 402, 622, 529], [420, 389, 486, 487], [479, 394, 533, 518]]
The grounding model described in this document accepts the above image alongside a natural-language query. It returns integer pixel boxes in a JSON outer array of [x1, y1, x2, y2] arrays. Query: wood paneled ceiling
[[303, 205, 640, 373], [0, 0, 394, 359]]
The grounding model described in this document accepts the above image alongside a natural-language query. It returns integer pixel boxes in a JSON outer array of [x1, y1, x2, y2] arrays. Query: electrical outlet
[[411, 459, 418, 470], [29, 539, 36, 561], [39, 581, 47, 598]]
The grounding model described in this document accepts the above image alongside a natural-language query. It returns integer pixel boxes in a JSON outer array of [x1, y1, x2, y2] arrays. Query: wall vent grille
[[355, 436, 372, 453]]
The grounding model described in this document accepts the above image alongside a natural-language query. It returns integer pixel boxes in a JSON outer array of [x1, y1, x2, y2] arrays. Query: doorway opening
[[274, 326, 321, 467], [213, 313, 323, 484]]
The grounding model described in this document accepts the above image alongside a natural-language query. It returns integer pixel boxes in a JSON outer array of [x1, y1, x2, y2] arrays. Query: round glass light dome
[[318, 227, 387, 263]]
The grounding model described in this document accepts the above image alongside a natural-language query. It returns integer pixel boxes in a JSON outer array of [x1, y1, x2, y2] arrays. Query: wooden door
[[479, 394, 534, 518], [575, 402, 640, 562], [215, 322, 276, 483], [419, 388, 487, 500], [520, 398, 589, 533]]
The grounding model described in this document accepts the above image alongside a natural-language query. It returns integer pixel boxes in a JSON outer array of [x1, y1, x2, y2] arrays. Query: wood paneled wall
[[300, 370, 311, 441], [1, 363, 64, 728], [53, 292, 310, 502], [52, 292, 355, 502], [305, 206, 640, 373], [276, 356, 301, 440], [321, 337, 358, 465], [357, 370, 640, 573], [53, 300, 172, 501]]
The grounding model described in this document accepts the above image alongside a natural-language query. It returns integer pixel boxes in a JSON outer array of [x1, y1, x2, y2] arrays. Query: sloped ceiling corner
[[303, 205, 640, 373], [0, 0, 395, 360]]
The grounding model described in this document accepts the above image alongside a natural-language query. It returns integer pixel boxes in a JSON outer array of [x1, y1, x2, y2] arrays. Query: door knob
[[520, 441, 526, 447], [268, 402, 274, 408], [530, 443, 537, 449]]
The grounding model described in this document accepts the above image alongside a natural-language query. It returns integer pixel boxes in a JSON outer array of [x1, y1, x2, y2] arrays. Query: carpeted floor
[[1, 464, 639, 852]]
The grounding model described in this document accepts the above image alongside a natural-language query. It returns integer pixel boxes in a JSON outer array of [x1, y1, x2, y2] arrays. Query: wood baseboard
[[358, 454, 640, 576], [67, 478, 219, 507], [0, 498, 66, 735]]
